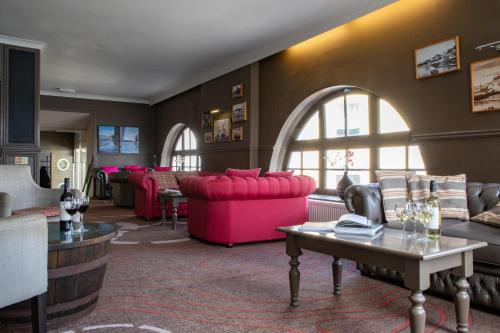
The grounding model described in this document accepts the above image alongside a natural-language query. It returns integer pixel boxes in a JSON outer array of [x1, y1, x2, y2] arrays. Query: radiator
[[308, 199, 348, 222]]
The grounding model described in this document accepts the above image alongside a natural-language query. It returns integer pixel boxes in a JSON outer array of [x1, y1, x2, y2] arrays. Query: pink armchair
[[179, 175, 316, 246]]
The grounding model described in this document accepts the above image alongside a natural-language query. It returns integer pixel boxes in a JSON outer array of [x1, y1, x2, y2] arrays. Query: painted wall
[[40, 96, 153, 168], [40, 131, 74, 188]]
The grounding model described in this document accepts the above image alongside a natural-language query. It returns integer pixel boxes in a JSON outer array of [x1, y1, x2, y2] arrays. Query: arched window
[[285, 87, 425, 194], [171, 127, 201, 171]]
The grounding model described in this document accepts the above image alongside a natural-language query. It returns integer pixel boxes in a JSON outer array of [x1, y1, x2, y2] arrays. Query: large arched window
[[171, 127, 201, 171], [285, 88, 425, 194]]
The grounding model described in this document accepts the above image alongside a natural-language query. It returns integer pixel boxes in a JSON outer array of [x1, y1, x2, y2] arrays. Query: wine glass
[[415, 202, 433, 241], [63, 198, 80, 235], [395, 202, 411, 239], [78, 196, 90, 233]]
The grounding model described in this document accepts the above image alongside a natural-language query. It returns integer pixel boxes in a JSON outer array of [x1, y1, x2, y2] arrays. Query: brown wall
[[40, 96, 153, 168], [153, 66, 253, 171], [257, 0, 500, 182]]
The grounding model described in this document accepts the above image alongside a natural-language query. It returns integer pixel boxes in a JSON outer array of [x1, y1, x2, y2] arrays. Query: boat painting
[[98, 125, 119, 153], [471, 56, 500, 112], [120, 127, 140, 153], [415, 36, 460, 79]]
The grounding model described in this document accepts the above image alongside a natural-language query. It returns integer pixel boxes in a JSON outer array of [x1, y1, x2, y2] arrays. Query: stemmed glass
[[395, 202, 412, 239], [415, 202, 433, 241], [63, 198, 80, 235], [78, 196, 90, 233]]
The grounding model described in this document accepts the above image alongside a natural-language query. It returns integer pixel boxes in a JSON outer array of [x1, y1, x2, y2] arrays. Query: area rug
[[42, 201, 500, 332]]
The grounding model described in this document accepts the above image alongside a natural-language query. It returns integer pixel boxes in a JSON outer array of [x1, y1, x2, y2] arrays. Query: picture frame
[[213, 113, 232, 143], [98, 125, 120, 153], [232, 127, 243, 141], [120, 127, 140, 154], [232, 83, 243, 98], [201, 111, 213, 128], [471, 55, 500, 113], [204, 131, 213, 144], [232, 102, 247, 122], [414, 36, 460, 79]]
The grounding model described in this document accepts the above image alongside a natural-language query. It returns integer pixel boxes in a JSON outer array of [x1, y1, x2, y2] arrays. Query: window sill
[[308, 194, 344, 203]]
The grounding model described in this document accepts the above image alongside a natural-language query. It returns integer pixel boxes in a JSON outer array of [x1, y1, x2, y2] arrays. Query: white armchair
[[0, 212, 47, 332]]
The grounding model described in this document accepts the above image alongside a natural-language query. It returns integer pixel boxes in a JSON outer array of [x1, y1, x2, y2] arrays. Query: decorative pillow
[[155, 172, 178, 190], [264, 171, 293, 177], [472, 201, 500, 227], [175, 171, 200, 182], [225, 168, 261, 178], [100, 166, 119, 175], [154, 166, 173, 172], [131, 167, 148, 173], [124, 165, 141, 171], [375, 170, 414, 223], [407, 174, 469, 221]]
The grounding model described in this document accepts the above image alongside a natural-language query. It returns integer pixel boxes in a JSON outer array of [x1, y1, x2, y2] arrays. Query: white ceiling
[[0, 0, 395, 105]]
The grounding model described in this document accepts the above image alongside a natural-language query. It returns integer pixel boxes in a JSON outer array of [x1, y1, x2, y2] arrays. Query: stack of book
[[298, 214, 383, 238]]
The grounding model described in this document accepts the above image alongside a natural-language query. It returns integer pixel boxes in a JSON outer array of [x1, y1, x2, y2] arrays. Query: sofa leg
[[31, 292, 47, 333], [226, 243, 234, 248]]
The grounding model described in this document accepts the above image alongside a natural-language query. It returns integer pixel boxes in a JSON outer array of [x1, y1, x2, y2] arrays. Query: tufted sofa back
[[179, 175, 316, 201], [467, 182, 500, 217]]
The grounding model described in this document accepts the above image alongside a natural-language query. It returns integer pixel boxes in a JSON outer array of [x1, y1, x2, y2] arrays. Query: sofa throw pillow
[[155, 172, 178, 190], [471, 201, 500, 227], [225, 168, 261, 178], [154, 166, 173, 172], [375, 170, 414, 223], [407, 174, 469, 221], [100, 166, 119, 175], [264, 171, 293, 177], [175, 171, 200, 183]]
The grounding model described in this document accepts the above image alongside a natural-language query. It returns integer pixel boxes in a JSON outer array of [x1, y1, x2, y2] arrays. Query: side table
[[159, 191, 187, 230]]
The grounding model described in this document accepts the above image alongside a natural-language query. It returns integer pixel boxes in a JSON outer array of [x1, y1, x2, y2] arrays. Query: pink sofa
[[179, 175, 316, 246]]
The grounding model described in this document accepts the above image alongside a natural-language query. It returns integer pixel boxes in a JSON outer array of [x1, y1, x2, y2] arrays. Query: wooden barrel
[[0, 223, 116, 330]]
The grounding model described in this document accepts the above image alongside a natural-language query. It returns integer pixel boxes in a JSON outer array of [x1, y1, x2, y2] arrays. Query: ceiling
[[0, 0, 395, 105]]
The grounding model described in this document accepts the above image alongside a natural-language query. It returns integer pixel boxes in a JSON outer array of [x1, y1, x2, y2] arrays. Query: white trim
[[0, 34, 47, 50], [161, 123, 186, 166], [40, 90, 149, 104]]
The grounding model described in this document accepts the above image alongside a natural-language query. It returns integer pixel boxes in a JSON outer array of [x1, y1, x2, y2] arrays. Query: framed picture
[[232, 102, 247, 122], [232, 83, 243, 98], [414, 36, 460, 79], [213, 113, 231, 143], [204, 131, 213, 144], [98, 125, 119, 153], [120, 127, 140, 154], [471, 56, 500, 112], [232, 127, 243, 141], [201, 111, 213, 128]]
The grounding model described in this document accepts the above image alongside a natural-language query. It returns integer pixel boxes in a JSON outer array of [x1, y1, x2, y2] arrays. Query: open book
[[334, 213, 382, 236]]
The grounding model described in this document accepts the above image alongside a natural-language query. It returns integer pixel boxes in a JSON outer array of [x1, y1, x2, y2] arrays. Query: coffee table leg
[[409, 290, 426, 333], [286, 235, 303, 307], [455, 277, 470, 333], [160, 197, 167, 227], [332, 257, 342, 295], [172, 206, 177, 230]]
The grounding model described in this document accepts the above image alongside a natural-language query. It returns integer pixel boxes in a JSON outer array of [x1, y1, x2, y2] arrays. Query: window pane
[[325, 149, 346, 169], [302, 169, 319, 185], [409, 145, 425, 170], [326, 170, 344, 189], [348, 171, 370, 185], [288, 151, 301, 169], [349, 148, 370, 169], [324, 97, 345, 138], [174, 137, 182, 151], [297, 111, 319, 140], [182, 129, 190, 150], [302, 151, 319, 169], [190, 130, 197, 150], [379, 146, 406, 169], [379, 99, 409, 133], [346, 94, 369, 136]]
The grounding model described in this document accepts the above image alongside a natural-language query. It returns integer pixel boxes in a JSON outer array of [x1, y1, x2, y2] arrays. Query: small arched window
[[171, 127, 201, 171], [285, 88, 425, 194]]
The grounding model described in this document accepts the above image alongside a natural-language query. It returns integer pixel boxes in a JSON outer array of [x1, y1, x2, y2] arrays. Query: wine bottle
[[60, 178, 73, 232], [425, 180, 441, 239]]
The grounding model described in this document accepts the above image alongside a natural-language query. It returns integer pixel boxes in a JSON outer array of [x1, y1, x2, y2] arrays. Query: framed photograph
[[201, 111, 213, 128], [232, 102, 247, 122], [232, 83, 243, 98], [471, 56, 500, 112], [98, 125, 119, 153], [120, 127, 140, 154], [415, 36, 460, 79], [213, 113, 231, 143], [204, 131, 213, 144], [232, 127, 243, 141]]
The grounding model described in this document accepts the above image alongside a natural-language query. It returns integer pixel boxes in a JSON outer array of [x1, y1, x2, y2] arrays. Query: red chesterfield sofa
[[179, 175, 316, 246]]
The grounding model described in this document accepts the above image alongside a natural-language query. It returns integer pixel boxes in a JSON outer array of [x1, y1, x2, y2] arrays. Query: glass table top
[[47, 222, 117, 250]]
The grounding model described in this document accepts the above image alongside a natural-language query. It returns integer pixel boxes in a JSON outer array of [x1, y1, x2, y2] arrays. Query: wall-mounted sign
[[15, 156, 29, 165]]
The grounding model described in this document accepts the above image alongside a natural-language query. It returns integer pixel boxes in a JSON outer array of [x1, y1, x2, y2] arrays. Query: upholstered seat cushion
[[155, 172, 179, 190], [385, 218, 463, 231], [13, 205, 59, 217]]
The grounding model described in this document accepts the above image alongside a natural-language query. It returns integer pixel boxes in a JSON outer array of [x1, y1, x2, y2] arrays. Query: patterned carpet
[[42, 201, 500, 333]]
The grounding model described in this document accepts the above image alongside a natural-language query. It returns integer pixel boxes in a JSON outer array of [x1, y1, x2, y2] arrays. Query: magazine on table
[[298, 221, 336, 232], [334, 213, 383, 236]]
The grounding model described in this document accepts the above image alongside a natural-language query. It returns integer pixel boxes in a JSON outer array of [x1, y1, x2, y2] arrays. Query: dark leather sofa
[[344, 182, 500, 311], [94, 168, 112, 199], [108, 171, 135, 208]]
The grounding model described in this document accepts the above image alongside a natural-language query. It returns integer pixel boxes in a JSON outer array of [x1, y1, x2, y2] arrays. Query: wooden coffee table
[[159, 190, 187, 230], [276, 226, 487, 333]]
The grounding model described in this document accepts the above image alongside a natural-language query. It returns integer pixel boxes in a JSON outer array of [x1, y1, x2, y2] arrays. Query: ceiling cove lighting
[[210, 109, 220, 114]]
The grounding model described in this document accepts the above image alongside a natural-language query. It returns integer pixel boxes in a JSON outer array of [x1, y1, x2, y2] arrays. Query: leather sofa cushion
[[471, 201, 500, 227], [467, 182, 500, 217], [385, 218, 462, 231], [443, 221, 500, 266]]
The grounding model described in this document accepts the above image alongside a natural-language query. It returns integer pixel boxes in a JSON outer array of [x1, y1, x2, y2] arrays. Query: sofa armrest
[[0, 192, 12, 218], [128, 172, 158, 193], [344, 184, 384, 222], [0, 213, 48, 307]]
